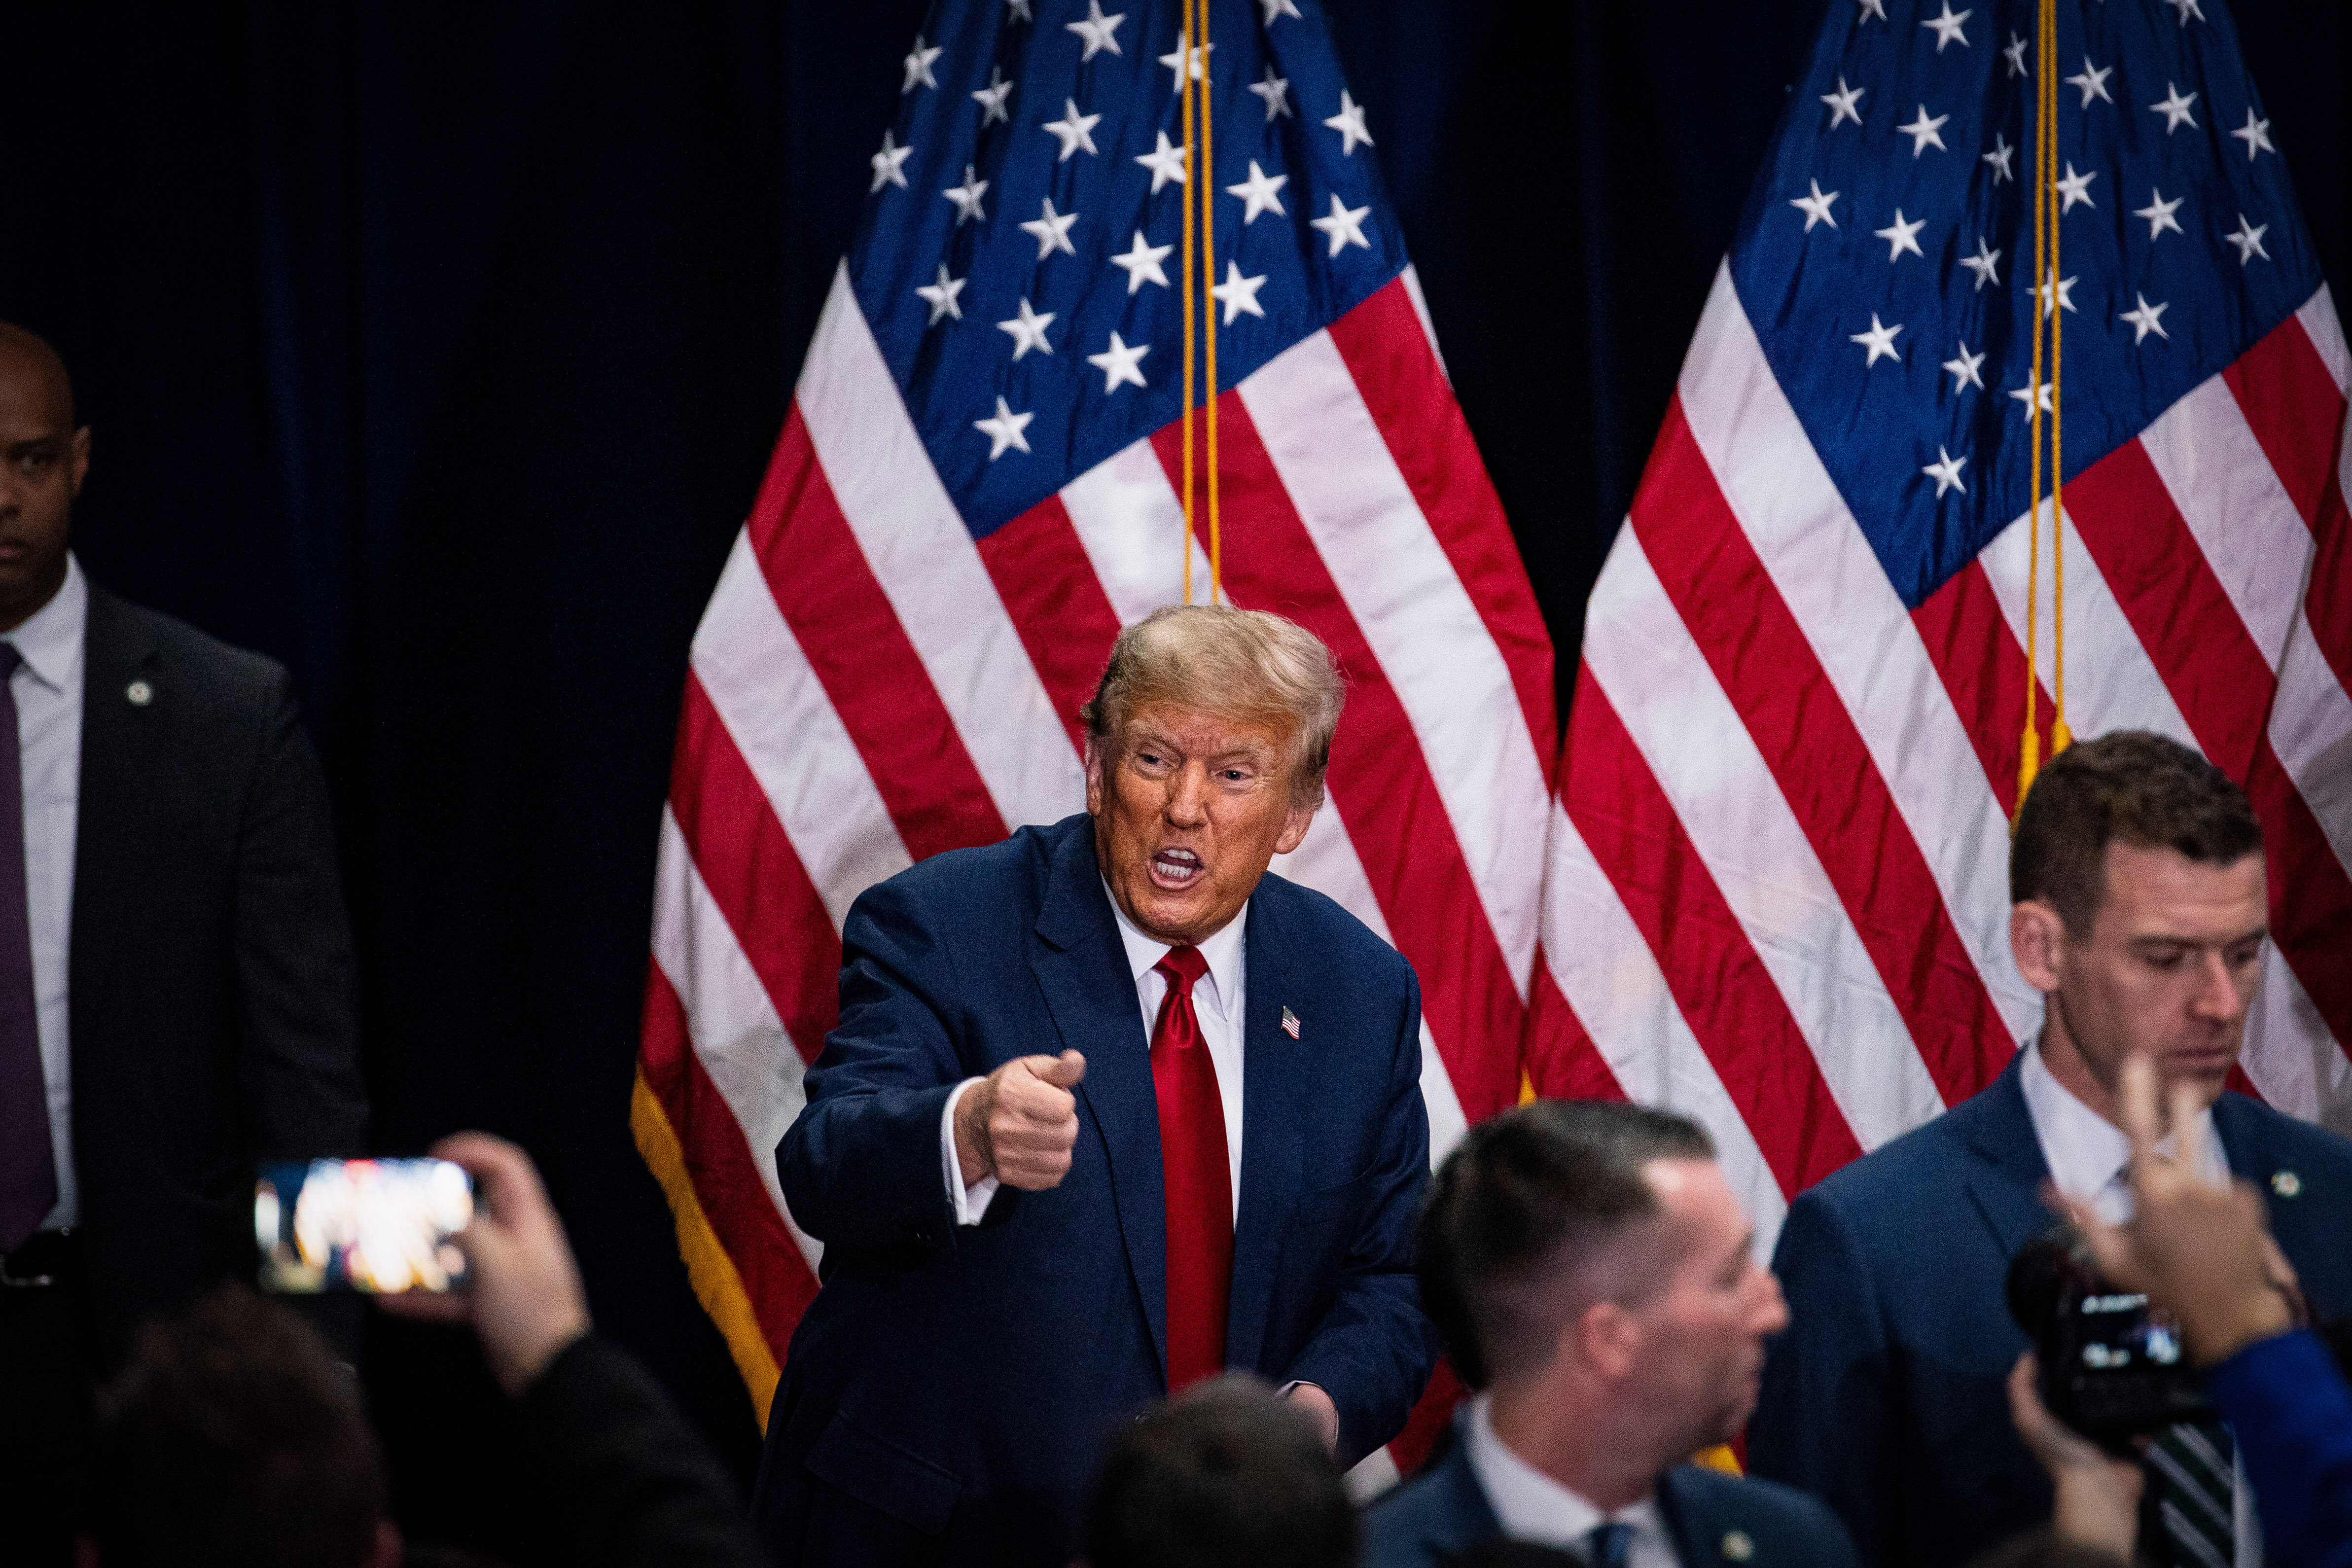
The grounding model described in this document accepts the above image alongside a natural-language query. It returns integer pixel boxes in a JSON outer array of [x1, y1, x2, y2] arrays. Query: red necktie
[[1150, 945, 1232, 1390]]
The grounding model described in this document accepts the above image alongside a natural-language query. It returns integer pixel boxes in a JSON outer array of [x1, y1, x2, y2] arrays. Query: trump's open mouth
[[1148, 847, 1203, 889]]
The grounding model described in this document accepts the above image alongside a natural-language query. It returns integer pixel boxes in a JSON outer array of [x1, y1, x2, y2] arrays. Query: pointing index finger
[[2117, 1053, 2165, 1175]]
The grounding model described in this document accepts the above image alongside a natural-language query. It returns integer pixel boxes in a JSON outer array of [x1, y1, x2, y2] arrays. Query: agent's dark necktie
[[1150, 945, 1232, 1391], [1582, 1522, 1635, 1568], [2149, 1419, 2241, 1568], [0, 643, 54, 1253]]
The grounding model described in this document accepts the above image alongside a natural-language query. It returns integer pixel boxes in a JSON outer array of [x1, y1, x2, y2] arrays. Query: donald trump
[[752, 605, 1437, 1568]]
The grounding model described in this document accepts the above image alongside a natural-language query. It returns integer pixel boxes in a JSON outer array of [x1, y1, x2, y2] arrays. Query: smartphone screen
[[255, 1157, 474, 1294], [2074, 1288, 2186, 1373]]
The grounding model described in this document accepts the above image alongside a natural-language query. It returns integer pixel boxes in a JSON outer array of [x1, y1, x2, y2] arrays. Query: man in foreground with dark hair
[[1086, 1376, 1354, 1568], [1364, 1100, 1857, 1568], [1750, 731, 2352, 1568], [84, 1286, 398, 1568]]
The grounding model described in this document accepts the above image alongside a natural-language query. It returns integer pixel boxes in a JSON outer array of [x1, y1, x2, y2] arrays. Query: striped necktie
[[2148, 1420, 2241, 1568]]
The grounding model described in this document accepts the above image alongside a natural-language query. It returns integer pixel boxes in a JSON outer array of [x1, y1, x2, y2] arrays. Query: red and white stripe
[[641, 261, 1551, 1437], [1532, 263, 2352, 1262]]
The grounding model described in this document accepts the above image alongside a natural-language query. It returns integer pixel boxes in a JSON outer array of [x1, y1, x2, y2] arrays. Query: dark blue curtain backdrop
[[2, 1, 2344, 1556]]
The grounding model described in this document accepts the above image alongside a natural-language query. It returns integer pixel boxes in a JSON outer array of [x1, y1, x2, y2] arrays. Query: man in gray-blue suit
[[1364, 1100, 1859, 1568], [1750, 732, 2352, 1568]]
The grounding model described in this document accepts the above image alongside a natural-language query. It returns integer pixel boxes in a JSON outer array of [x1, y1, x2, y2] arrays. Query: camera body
[[2007, 1228, 2212, 1443]]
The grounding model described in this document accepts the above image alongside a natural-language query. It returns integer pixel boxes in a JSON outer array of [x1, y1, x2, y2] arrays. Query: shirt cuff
[[941, 1077, 999, 1226]]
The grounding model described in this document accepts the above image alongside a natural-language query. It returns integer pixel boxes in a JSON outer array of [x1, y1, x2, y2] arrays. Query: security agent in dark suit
[[1749, 733, 2352, 1568], [0, 323, 368, 1565], [753, 606, 1436, 1568], [1364, 1100, 1861, 1568]]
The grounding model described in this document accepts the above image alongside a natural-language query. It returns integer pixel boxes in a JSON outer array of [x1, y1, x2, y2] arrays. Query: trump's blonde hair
[[1079, 605, 1346, 809]]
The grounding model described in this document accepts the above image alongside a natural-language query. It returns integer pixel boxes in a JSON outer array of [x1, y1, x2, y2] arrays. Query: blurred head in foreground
[[81, 1284, 398, 1568], [1419, 1100, 1785, 1487], [2009, 730, 2266, 1123], [1085, 1375, 1354, 1568]]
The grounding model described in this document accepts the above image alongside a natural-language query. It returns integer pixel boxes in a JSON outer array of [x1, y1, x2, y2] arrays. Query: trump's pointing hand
[[957, 1050, 1086, 1191]]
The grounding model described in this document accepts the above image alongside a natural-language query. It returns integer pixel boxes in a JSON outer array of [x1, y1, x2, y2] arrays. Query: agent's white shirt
[[11, 558, 85, 1234], [2018, 1033, 2227, 1224], [2018, 1034, 2256, 1566], [939, 886, 1247, 1224], [1463, 1392, 1679, 1568]]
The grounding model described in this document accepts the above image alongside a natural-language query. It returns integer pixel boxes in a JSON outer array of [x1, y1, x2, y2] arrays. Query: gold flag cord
[[1178, 1, 1198, 606], [1196, 0, 1221, 603], [2019, 0, 2070, 814], [1177, 0, 1221, 604]]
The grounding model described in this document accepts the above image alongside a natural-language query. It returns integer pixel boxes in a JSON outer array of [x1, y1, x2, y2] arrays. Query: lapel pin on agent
[[1281, 1006, 1300, 1039], [2273, 1170, 2302, 1198], [126, 679, 152, 707], [1720, 1530, 1754, 1562]]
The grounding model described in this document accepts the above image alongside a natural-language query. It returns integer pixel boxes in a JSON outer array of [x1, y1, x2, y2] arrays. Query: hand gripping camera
[[2006, 1227, 2213, 1444]]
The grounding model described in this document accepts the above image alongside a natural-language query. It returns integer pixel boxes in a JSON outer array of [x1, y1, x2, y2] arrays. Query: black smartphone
[[254, 1157, 475, 1294], [2008, 1228, 2213, 1443]]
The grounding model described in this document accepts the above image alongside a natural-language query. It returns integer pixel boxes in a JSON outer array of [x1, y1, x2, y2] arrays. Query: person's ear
[[69, 426, 90, 499], [74, 1535, 101, 1568], [1274, 791, 1316, 855], [2010, 899, 2067, 994], [369, 1519, 403, 1568], [1574, 1299, 1642, 1382], [1083, 738, 1106, 818]]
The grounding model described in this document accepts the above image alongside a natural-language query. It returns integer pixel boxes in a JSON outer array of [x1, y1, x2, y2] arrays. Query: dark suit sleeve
[[1278, 966, 1437, 1466], [2206, 1329, 2352, 1568], [775, 880, 966, 1250], [1748, 1185, 1896, 1568], [231, 668, 367, 1161], [221, 672, 368, 1359], [522, 1333, 767, 1568]]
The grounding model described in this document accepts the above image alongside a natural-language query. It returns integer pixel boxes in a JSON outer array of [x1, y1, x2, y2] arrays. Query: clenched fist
[[956, 1050, 1087, 1191]]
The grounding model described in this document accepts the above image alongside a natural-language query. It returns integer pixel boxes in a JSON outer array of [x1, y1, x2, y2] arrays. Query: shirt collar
[[1101, 878, 1247, 1023], [3, 553, 86, 695], [1462, 1393, 1663, 1553], [2020, 1033, 2226, 1208]]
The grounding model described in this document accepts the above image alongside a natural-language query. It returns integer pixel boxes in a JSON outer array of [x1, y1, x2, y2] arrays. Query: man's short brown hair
[[1417, 1099, 1714, 1389], [2009, 731, 2262, 935]]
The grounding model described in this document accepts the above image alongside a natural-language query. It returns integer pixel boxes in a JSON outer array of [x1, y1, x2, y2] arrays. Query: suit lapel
[[1657, 1467, 1717, 1567], [1029, 821, 1168, 1380], [1226, 887, 1307, 1375], [68, 587, 159, 1067], [2212, 1095, 2315, 1280], [1958, 1056, 2057, 1262]]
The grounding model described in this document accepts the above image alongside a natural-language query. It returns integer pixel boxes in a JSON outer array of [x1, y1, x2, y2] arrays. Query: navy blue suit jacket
[[1362, 1438, 1861, 1568], [1749, 1052, 2352, 1568], [2208, 1330, 2352, 1568], [751, 814, 1436, 1568]]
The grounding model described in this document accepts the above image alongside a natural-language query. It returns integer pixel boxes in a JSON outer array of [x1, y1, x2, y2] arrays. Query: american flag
[[1524, 0, 2352, 1264], [631, 0, 1550, 1470]]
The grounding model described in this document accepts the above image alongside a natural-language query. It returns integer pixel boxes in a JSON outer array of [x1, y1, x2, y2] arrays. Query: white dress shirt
[[1462, 1393, 1679, 1568], [9, 557, 86, 1233], [2018, 1034, 2257, 1566], [2018, 1033, 2227, 1223], [940, 887, 1247, 1225]]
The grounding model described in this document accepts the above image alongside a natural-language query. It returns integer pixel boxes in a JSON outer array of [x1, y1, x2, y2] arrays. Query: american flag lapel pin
[[1281, 1007, 1301, 1039]]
